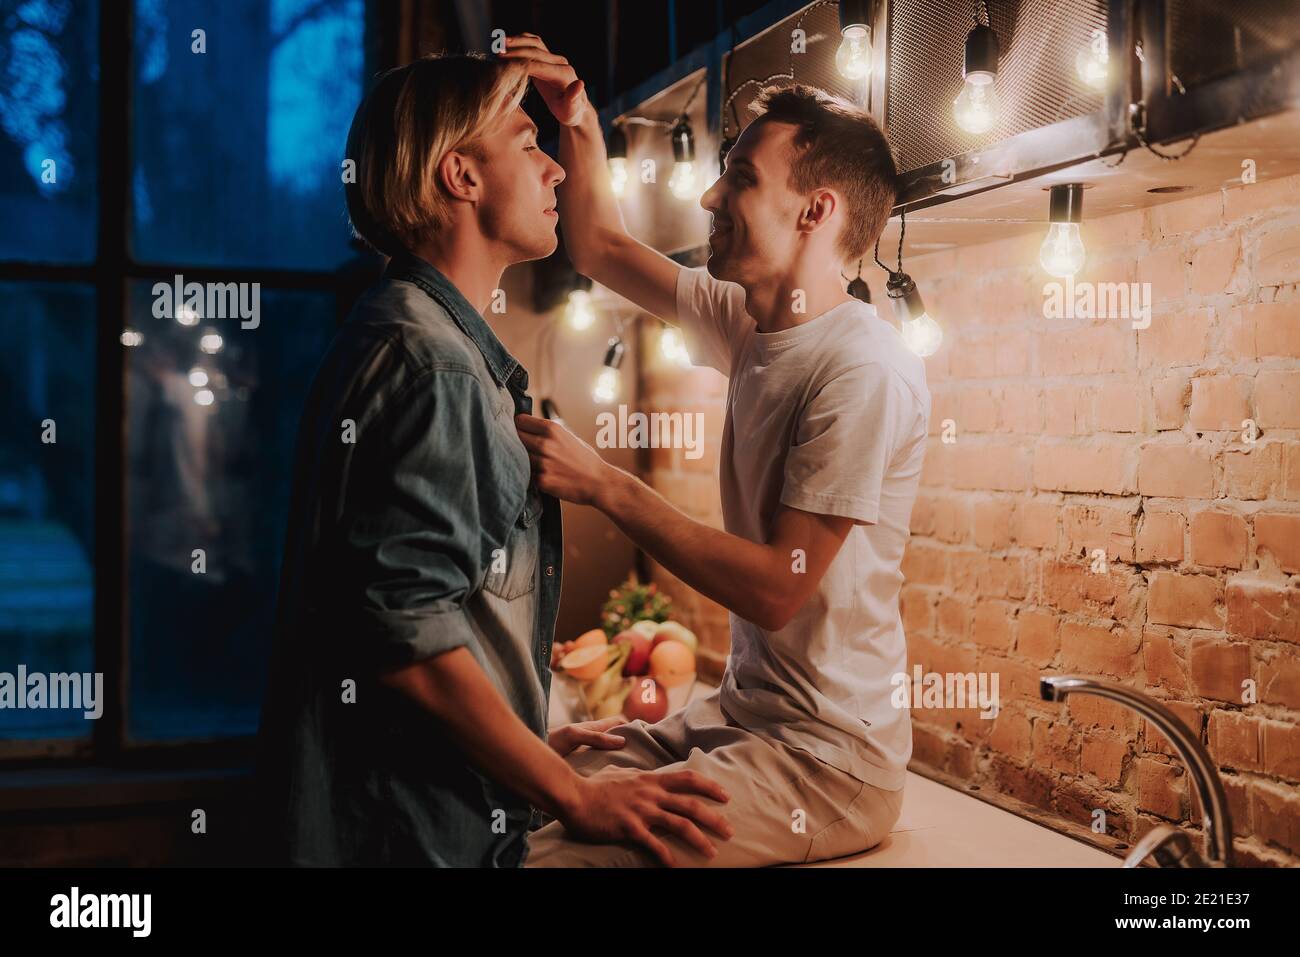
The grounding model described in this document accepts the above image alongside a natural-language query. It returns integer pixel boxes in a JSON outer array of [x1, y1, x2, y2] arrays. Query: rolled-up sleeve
[[334, 367, 527, 671]]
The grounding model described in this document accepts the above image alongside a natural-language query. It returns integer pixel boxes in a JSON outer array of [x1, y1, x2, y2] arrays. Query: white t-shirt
[[675, 266, 931, 791]]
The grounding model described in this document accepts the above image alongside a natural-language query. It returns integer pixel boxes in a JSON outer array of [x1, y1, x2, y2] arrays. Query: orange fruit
[[573, 629, 608, 650], [649, 640, 695, 687], [560, 644, 610, 681]]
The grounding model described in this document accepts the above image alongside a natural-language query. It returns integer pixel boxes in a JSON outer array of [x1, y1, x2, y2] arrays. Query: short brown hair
[[748, 84, 899, 261], [345, 54, 530, 256]]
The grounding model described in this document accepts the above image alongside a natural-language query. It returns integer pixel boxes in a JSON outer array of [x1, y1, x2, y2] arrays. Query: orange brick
[[1044, 385, 1092, 435], [1016, 609, 1058, 666], [1039, 325, 1132, 376], [1015, 500, 1060, 549], [1062, 501, 1138, 562], [1136, 757, 1186, 819], [1188, 637, 1252, 703], [1031, 719, 1080, 774], [952, 386, 999, 432], [901, 586, 934, 636], [931, 495, 971, 544], [1224, 300, 1300, 360], [1222, 176, 1300, 223], [1222, 441, 1283, 500], [971, 498, 1014, 550], [989, 710, 1032, 759], [1138, 443, 1215, 498], [1288, 444, 1300, 501], [1033, 442, 1133, 494], [972, 601, 1014, 651], [937, 595, 971, 640], [1256, 370, 1300, 428], [1259, 654, 1300, 709], [1094, 380, 1143, 433], [1143, 628, 1189, 693], [1152, 374, 1190, 431], [1136, 510, 1184, 563], [1043, 559, 1141, 620], [1226, 576, 1300, 645], [1188, 375, 1252, 431], [902, 542, 947, 586], [1255, 223, 1300, 287], [1143, 702, 1203, 757], [1060, 621, 1141, 678], [1137, 307, 1210, 368], [1189, 510, 1249, 569], [1208, 710, 1262, 771], [1081, 732, 1128, 785], [1250, 779, 1300, 855], [951, 443, 1030, 491], [1148, 571, 1224, 629], [1136, 245, 1188, 304], [1150, 189, 1223, 239], [1262, 721, 1300, 781], [1255, 512, 1300, 574], [998, 383, 1043, 433], [1189, 237, 1242, 295]]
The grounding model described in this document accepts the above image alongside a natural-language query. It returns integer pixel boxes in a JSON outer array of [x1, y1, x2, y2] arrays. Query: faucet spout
[[1040, 674, 1234, 867]]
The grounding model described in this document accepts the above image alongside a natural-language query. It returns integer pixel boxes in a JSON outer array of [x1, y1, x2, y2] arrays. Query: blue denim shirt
[[255, 251, 563, 866]]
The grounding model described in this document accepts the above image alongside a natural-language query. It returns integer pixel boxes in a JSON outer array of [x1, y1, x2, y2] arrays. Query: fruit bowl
[[550, 621, 699, 724]]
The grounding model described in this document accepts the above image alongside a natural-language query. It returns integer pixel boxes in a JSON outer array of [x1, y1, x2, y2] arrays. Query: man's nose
[[700, 176, 721, 212], [547, 156, 565, 188]]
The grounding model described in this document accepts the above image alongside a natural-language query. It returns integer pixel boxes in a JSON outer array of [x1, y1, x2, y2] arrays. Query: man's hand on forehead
[[499, 33, 589, 127]]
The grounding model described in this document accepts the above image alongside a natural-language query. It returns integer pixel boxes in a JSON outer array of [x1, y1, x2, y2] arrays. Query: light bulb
[[188, 367, 209, 387], [1076, 29, 1108, 90], [1039, 222, 1086, 278], [592, 367, 619, 403], [669, 161, 697, 201], [660, 327, 691, 367], [954, 73, 998, 134], [176, 306, 199, 327], [609, 156, 628, 198], [194, 388, 215, 406], [835, 24, 872, 80], [900, 314, 943, 357], [199, 330, 224, 354], [565, 288, 594, 331], [119, 329, 144, 347]]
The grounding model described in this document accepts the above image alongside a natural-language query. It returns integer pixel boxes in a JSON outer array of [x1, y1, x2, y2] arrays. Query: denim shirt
[[255, 251, 563, 866]]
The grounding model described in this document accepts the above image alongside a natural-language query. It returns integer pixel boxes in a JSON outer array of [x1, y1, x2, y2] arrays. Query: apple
[[613, 630, 653, 676], [623, 676, 668, 724], [651, 620, 698, 654], [630, 620, 660, 640]]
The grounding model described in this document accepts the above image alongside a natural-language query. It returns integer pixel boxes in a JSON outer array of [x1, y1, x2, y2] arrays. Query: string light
[[1039, 183, 1086, 278], [955, 2, 1000, 134], [565, 279, 595, 331], [668, 118, 698, 201], [1076, 28, 1108, 90], [607, 122, 629, 197], [836, 0, 873, 80], [888, 272, 943, 357], [659, 326, 691, 367], [119, 329, 144, 347], [199, 329, 224, 354], [188, 367, 209, 387], [592, 336, 625, 403]]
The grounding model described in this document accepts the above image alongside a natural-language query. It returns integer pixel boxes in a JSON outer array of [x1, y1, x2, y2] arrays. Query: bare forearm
[[557, 108, 625, 273], [594, 468, 783, 628], [380, 647, 582, 819]]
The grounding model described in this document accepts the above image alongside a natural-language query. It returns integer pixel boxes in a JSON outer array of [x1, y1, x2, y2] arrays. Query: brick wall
[[641, 172, 1300, 865]]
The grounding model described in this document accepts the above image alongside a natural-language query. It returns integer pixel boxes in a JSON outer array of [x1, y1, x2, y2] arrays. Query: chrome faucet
[[1040, 675, 1234, 867]]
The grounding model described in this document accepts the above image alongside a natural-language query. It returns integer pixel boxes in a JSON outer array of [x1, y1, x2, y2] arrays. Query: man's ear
[[438, 149, 482, 204], [799, 188, 838, 237]]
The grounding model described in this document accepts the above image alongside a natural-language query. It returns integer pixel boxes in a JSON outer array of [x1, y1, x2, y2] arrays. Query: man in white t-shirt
[[505, 37, 930, 867]]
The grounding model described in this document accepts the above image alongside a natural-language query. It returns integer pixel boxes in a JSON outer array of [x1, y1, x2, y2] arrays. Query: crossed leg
[[525, 690, 903, 868]]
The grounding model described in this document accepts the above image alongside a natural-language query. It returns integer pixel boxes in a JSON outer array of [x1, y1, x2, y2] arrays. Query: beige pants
[[526, 689, 903, 867]]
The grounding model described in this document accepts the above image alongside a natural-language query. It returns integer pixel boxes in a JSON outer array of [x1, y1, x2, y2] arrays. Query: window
[[0, 0, 372, 759]]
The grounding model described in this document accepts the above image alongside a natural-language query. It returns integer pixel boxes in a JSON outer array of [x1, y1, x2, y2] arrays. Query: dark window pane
[[0, 282, 96, 739], [132, 0, 364, 269], [126, 283, 336, 741], [0, 0, 99, 263]]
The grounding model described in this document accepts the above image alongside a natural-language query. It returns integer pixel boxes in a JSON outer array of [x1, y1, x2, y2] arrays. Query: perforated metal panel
[[1169, 0, 1300, 90], [885, 0, 1107, 173]]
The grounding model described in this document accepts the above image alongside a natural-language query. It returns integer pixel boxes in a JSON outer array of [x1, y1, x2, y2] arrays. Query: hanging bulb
[[565, 287, 595, 331], [200, 329, 224, 354], [836, 0, 873, 79], [608, 123, 629, 197], [954, 74, 998, 134], [1039, 183, 1086, 278], [660, 326, 691, 367], [188, 367, 209, 387], [887, 272, 943, 358], [593, 336, 625, 403], [669, 118, 697, 202], [1076, 29, 1108, 90], [955, 15, 1000, 134]]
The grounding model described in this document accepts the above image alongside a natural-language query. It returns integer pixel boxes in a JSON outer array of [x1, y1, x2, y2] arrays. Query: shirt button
[[545, 565, 554, 577]]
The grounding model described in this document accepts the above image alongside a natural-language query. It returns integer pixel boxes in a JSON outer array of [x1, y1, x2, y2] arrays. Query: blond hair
[[345, 54, 530, 256], [748, 84, 899, 262]]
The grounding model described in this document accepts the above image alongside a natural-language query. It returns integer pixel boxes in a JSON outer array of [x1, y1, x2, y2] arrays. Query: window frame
[[0, 1, 380, 767]]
